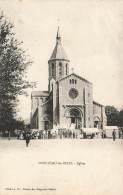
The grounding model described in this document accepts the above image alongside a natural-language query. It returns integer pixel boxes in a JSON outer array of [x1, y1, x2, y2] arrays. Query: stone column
[[84, 87, 88, 128], [38, 106, 44, 130], [81, 107, 84, 128], [101, 106, 107, 129], [53, 82, 57, 125]]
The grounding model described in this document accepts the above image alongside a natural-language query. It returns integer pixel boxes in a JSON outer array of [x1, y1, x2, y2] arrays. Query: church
[[31, 27, 107, 131]]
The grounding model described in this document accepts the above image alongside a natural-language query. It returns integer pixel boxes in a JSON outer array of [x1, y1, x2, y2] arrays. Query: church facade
[[31, 28, 107, 130]]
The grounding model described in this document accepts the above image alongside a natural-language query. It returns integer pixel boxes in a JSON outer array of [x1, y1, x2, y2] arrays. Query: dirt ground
[[0, 138, 123, 195]]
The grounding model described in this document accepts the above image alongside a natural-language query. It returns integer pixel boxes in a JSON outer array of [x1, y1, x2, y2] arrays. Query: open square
[[0, 139, 123, 195]]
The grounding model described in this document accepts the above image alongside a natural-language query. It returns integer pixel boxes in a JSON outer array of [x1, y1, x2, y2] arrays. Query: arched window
[[75, 80, 77, 84], [66, 63, 68, 75], [35, 97, 39, 106], [52, 63, 55, 76], [59, 63, 62, 76], [72, 79, 74, 84]]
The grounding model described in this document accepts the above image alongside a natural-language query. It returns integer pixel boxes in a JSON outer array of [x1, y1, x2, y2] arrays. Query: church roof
[[58, 73, 92, 84], [49, 42, 69, 62], [49, 27, 69, 62], [93, 101, 104, 107], [31, 91, 49, 97]]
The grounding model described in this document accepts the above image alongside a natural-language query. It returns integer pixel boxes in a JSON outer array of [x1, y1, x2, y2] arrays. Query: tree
[[105, 106, 120, 126], [119, 110, 123, 127], [0, 13, 33, 133]]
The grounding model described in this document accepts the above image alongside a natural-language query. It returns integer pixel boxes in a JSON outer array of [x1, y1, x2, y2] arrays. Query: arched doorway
[[94, 116, 100, 129], [43, 115, 52, 130], [66, 108, 82, 129]]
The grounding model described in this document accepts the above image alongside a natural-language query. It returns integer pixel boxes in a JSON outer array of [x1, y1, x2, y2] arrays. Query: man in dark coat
[[26, 133, 31, 147], [112, 129, 116, 141]]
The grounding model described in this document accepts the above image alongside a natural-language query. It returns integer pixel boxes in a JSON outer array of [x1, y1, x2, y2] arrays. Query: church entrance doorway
[[68, 108, 82, 129], [44, 121, 49, 130], [71, 117, 75, 124], [94, 116, 100, 129]]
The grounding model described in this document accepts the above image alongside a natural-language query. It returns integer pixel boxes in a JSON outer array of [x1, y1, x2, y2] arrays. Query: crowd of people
[[15, 126, 123, 147], [45, 129, 79, 139]]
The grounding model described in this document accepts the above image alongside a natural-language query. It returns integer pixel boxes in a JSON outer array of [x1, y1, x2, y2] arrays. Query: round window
[[69, 88, 78, 99]]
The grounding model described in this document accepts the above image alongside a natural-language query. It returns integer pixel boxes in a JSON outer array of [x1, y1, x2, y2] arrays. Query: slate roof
[[49, 42, 69, 62], [49, 27, 69, 62], [93, 101, 104, 107]]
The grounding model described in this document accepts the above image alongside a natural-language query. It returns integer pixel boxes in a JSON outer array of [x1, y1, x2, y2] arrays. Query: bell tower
[[48, 27, 70, 91]]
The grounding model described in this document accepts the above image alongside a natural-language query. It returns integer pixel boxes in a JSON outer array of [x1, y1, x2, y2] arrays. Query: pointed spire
[[56, 26, 61, 43], [49, 25, 69, 62]]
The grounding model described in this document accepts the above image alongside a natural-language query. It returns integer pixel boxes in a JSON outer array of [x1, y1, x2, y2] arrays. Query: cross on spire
[[57, 18, 60, 27], [56, 20, 61, 43]]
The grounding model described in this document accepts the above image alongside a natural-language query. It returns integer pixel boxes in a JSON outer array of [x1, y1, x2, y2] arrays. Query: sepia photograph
[[0, 0, 123, 194]]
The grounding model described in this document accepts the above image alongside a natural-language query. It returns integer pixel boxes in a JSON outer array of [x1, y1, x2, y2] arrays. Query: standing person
[[73, 132, 75, 139], [112, 129, 116, 141], [26, 133, 31, 147], [84, 132, 86, 139], [48, 130, 50, 139], [17, 133, 19, 140], [119, 130, 121, 139], [102, 131, 104, 139]]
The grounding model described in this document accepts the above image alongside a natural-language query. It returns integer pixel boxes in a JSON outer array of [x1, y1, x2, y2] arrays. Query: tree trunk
[[8, 131, 11, 140]]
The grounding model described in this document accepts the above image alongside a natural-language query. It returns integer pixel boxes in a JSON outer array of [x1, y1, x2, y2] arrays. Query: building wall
[[31, 95, 48, 116], [93, 103, 102, 117], [101, 106, 107, 128], [93, 103, 107, 129], [38, 99, 53, 130], [52, 82, 59, 125], [58, 75, 93, 128], [31, 108, 38, 129], [48, 60, 69, 90], [31, 78, 107, 130]]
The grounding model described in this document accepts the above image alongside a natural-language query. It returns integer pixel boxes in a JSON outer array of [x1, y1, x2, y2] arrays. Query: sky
[[0, 0, 123, 120]]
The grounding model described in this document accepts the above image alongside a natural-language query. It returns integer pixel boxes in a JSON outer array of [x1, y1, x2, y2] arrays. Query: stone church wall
[[31, 108, 38, 129], [58, 75, 93, 128], [38, 99, 53, 130]]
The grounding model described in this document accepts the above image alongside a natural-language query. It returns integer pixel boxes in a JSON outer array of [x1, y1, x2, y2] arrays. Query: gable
[[58, 72, 93, 106], [58, 73, 92, 84]]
